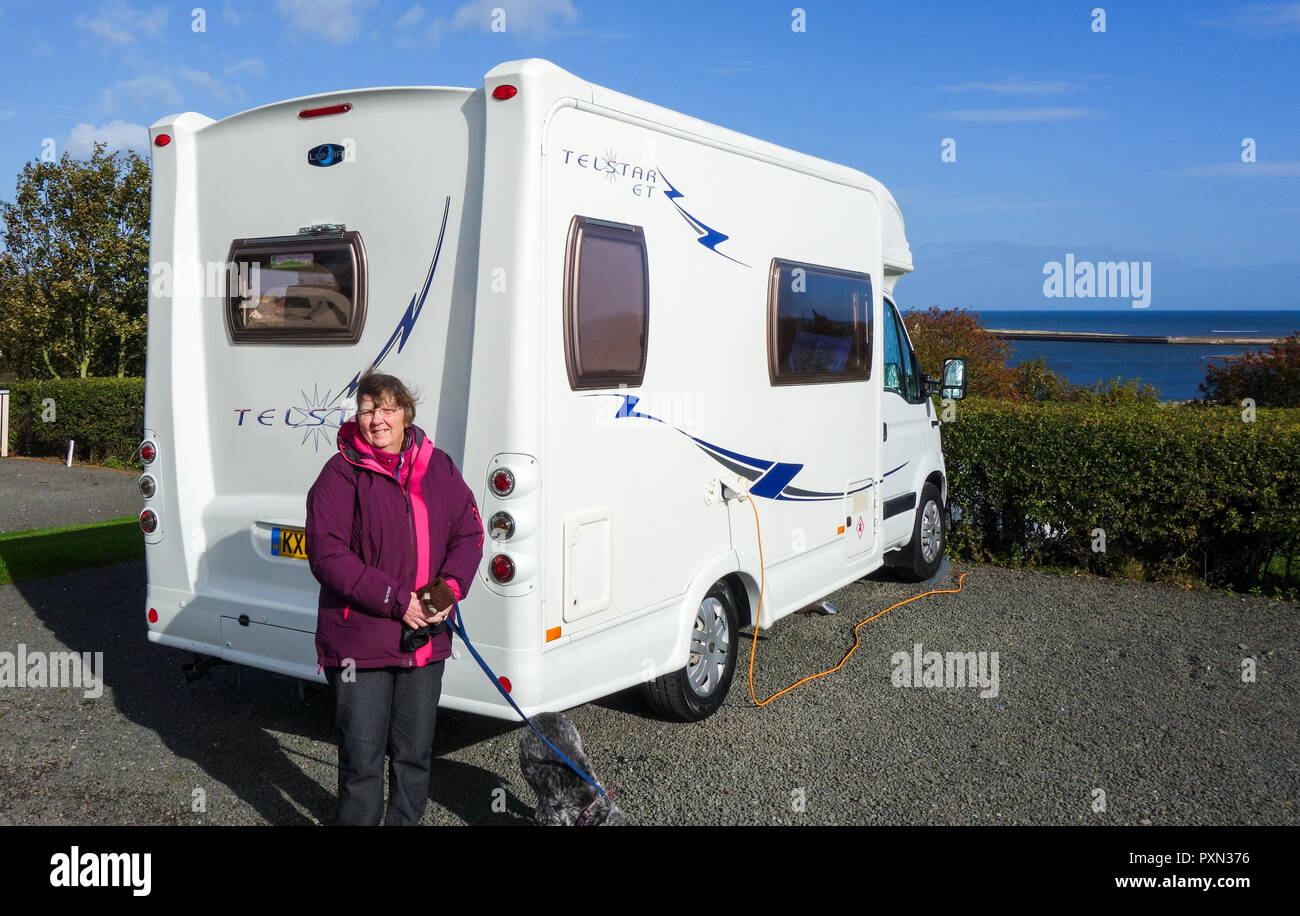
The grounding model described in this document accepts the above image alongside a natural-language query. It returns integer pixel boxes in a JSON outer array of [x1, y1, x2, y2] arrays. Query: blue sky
[[0, 0, 1297, 311]]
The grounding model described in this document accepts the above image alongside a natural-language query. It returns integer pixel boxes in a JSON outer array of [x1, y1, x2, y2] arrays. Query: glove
[[400, 577, 455, 652]]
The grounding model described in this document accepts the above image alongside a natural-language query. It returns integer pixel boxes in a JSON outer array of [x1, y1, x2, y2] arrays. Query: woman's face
[[357, 393, 407, 454]]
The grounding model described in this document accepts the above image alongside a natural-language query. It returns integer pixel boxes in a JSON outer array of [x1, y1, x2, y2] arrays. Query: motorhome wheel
[[898, 482, 945, 582], [643, 581, 738, 721]]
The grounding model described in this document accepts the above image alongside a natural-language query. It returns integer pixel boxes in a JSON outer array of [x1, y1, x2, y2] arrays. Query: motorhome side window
[[564, 216, 649, 389], [226, 231, 367, 344], [884, 301, 920, 400], [768, 259, 872, 385]]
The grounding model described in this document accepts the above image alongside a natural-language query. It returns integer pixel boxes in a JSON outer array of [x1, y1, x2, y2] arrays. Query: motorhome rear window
[[564, 216, 649, 389], [768, 259, 872, 385], [226, 231, 367, 344]]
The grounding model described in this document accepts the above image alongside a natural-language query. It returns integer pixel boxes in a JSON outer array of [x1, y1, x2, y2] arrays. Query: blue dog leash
[[445, 602, 610, 801]]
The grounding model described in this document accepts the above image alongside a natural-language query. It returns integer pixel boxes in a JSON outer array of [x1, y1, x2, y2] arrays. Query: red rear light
[[490, 468, 515, 497], [298, 103, 352, 119], [154, 134, 171, 147], [140, 509, 158, 534], [492, 85, 517, 101], [140, 441, 156, 464], [490, 554, 515, 583], [499, 676, 512, 693], [147, 608, 158, 623]]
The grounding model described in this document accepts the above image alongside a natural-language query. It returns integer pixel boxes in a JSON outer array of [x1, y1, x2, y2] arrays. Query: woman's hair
[[356, 368, 418, 426]]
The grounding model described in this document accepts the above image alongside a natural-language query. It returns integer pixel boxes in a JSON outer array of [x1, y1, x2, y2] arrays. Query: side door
[[880, 297, 932, 549]]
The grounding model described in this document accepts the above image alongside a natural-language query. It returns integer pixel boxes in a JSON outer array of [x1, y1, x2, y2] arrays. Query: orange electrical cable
[[743, 492, 967, 707]]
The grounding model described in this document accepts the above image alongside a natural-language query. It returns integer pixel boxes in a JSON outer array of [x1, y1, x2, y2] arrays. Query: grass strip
[[0, 517, 143, 587]]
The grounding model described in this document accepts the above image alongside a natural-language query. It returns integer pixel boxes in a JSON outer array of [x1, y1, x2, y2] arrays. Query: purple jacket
[[306, 420, 484, 669]]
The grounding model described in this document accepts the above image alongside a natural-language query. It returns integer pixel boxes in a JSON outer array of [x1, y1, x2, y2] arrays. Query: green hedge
[[2, 378, 144, 465], [941, 397, 1300, 590]]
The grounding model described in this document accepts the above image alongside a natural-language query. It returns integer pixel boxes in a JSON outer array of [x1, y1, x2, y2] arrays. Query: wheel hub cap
[[687, 596, 729, 695]]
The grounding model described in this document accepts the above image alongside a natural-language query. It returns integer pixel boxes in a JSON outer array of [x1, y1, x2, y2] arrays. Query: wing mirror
[[940, 357, 966, 400]]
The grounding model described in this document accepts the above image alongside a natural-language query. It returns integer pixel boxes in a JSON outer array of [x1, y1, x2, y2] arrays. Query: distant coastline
[[967, 309, 1298, 400], [985, 329, 1280, 345]]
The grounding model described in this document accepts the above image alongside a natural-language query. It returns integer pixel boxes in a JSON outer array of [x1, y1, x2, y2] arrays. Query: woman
[[305, 369, 483, 825]]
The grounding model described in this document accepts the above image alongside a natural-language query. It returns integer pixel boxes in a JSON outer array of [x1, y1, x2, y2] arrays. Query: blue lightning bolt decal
[[335, 195, 452, 403], [658, 172, 748, 267]]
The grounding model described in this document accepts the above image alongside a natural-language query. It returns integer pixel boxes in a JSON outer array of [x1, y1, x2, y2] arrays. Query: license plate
[[271, 526, 309, 560]]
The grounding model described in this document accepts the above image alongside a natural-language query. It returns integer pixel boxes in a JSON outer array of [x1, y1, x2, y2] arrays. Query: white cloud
[[926, 107, 1104, 122], [395, 4, 425, 29], [179, 68, 244, 105], [67, 120, 150, 156], [450, 0, 577, 33], [1205, 2, 1300, 31], [100, 75, 182, 113], [221, 2, 253, 26], [224, 57, 266, 78], [395, 0, 578, 45], [1174, 161, 1300, 178], [76, 0, 169, 45], [275, 0, 376, 42], [938, 78, 1077, 96]]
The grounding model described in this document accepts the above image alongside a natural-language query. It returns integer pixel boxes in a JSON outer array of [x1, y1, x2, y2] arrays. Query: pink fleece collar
[[341, 419, 413, 480]]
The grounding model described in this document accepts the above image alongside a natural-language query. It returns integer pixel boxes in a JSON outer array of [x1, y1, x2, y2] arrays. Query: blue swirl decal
[[659, 172, 748, 267], [588, 393, 891, 501]]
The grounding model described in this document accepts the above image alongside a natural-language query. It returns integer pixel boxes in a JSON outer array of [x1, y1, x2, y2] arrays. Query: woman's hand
[[402, 593, 433, 630]]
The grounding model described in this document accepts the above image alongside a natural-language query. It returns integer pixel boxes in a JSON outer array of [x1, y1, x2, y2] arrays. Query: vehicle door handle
[[882, 422, 888, 442]]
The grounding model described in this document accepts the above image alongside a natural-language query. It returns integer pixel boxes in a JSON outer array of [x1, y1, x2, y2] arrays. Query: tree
[[903, 305, 1020, 399], [1199, 333, 1300, 408], [0, 142, 150, 379]]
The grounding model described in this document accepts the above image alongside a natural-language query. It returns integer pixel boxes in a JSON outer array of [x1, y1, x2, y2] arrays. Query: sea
[[972, 310, 1300, 401]]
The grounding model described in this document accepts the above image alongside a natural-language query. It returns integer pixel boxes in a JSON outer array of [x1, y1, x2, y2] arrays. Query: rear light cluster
[[139, 439, 158, 535], [483, 456, 536, 587]]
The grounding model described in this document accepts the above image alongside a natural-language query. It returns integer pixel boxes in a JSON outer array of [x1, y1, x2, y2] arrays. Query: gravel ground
[[0, 457, 140, 533], [0, 558, 1295, 826]]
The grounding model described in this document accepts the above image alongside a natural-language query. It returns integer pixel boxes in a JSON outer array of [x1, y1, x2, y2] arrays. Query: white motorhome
[[140, 59, 965, 721]]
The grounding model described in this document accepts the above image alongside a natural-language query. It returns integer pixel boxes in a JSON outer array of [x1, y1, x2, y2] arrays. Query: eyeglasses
[[358, 407, 402, 421]]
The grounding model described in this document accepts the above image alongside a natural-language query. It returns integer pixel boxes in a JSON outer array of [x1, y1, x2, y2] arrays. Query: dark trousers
[[324, 661, 444, 826]]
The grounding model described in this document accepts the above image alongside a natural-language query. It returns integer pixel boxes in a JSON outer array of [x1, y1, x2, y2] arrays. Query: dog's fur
[[519, 712, 627, 825]]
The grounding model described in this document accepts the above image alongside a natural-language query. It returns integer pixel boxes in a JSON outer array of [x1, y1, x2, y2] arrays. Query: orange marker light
[[546, 626, 562, 642]]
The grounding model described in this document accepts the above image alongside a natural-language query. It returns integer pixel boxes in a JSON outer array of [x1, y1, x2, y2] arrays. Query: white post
[[66, 439, 75, 467], [0, 388, 8, 459]]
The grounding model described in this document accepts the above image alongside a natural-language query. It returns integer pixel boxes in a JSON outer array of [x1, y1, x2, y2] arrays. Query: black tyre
[[896, 482, 945, 582], [642, 581, 739, 721]]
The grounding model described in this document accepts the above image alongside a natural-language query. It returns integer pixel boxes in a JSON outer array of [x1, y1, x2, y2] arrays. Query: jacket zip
[[396, 449, 419, 668], [340, 434, 423, 666]]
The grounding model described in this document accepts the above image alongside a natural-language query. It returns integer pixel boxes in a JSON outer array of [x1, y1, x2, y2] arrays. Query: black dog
[[519, 712, 626, 825]]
